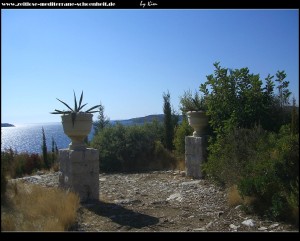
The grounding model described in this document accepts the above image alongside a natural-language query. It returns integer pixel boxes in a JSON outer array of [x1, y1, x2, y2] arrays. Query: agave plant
[[51, 91, 100, 126]]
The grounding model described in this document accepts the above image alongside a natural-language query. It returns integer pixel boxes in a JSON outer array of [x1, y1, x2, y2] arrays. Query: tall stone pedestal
[[185, 136, 206, 179], [58, 148, 99, 202]]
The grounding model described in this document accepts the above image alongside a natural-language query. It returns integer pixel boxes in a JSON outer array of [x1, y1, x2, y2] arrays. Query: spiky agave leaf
[[56, 98, 74, 112], [74, 90, 78, 112], [77, 103, 88, 112], [50, 109, 72, 114], [85, 105, 101, 113], [78, 91, 83, 110]]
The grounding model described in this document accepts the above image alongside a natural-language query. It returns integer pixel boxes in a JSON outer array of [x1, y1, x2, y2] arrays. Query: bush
[[203, 126, 267, 186], [91, 122, 177, 172], [204, 125, 299, 223], [173, 116, 193, 158], [1, 149, 58, 179]]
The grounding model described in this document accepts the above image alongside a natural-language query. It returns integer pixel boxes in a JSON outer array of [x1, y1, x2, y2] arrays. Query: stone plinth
[[185, 136, 206, 179], [58, 148, 99, 202]]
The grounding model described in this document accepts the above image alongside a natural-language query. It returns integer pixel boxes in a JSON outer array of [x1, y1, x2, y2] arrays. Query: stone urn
[[187, 111, 208, 137], [61, 113, 93, 150]]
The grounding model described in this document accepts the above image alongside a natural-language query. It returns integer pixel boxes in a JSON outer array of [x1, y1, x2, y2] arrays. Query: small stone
[[181, 180, 201, 186], [229, 224, 239, 230], [268, 223, 279, 229], [193, 228, 206, 231], [30, 175, 42, 180], [114, 199, 131, 204], [205, 221, 213, 229], [242, 219, 255, 227], [258, 227, 268, 231], [166, 193, 183, 202], [99, 178, 106, 182]]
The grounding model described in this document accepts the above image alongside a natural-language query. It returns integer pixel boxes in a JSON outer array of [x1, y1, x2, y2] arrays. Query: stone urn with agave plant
[[180, 90, 208, 137], [51, 91, 100, 150]]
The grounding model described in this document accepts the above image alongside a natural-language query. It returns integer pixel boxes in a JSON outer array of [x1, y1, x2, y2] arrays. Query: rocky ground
[[14, 171, 299, 232]]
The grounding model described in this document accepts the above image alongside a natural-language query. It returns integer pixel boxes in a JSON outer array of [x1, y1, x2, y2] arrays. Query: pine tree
[[94, 103, 110, 136], [41, 127, 48, 168], [163, 91, 174, 150], [275, 70, 291, 108]]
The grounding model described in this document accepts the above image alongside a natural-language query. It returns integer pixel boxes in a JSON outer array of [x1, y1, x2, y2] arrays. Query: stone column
[[185, 136, 206, 179], [58, 148, 99, 202]]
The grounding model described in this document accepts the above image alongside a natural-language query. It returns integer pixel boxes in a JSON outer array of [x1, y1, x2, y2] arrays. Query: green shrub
[[203, 126, 267, 186], [1, 149, 58, 179], [204, 125, 299, 223], [173, 116, 193, 158], [91, 122, 177, 172]]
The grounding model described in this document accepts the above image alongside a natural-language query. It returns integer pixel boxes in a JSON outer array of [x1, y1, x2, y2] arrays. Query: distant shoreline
[[1, 123, 15, 127]]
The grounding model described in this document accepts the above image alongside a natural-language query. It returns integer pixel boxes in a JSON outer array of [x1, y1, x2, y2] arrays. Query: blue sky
[[2, 9, 299, 124]]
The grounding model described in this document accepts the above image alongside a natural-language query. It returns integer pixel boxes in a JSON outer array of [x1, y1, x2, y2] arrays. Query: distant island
[[1, 123, 15, 127]]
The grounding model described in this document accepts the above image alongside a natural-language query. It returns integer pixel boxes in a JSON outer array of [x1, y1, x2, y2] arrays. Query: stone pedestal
[[185, 136, 206, 179], [58, 148, 99, 202]]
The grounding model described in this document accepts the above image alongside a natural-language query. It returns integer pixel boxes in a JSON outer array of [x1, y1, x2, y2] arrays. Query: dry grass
[[175, 158, 185, 171], [227, 185, 256, 207], [51, 162, 60, 172], [227, 185, 244, 207], [1, 181, 80, 231]]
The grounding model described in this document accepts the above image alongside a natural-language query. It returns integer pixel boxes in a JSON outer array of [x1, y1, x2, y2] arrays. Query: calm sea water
[[1, 123, 94, 154]]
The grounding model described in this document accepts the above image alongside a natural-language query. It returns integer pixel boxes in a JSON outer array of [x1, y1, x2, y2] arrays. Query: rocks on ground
[[12, 170, 298, 232]]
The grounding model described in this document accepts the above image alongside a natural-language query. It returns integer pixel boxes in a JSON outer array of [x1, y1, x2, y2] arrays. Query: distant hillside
[[1, 123, 15, 127], [111, 114, 183, 126], [130, 114, 165, 124]]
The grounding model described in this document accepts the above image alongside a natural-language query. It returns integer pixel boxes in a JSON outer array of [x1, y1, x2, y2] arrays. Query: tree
[[199, 62, 292, 135], [163, 91, 174, 150], [275, 70, 291, 108], [51, 137, 58, 164], [41, 127, 48, 168], [94, 102, 110, 136], [291, 97, 299, 135]]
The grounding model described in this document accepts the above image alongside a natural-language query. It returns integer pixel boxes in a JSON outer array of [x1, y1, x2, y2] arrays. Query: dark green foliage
[[179, 90, 206, 113], [173, 115, 193, 157], [203, 125, 268, 186], [291, 97, 299, 135], [51, 137, 59, 167], [163, 91, 174, 150], [93, 103, 110, 136], [200, 62, 292, 135], [90, 121, 177, 172], [163, 91, 179, 151], [41, 127, 49, 168], [275, 71, 291, 108], [204, 125, 299, 222]]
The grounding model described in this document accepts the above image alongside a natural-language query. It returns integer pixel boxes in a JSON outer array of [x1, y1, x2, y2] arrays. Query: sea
[[1, 122, 95, 154]]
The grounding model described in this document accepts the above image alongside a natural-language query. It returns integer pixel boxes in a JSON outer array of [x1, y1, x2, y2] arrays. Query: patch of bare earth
[[69, 171, 298, 232]]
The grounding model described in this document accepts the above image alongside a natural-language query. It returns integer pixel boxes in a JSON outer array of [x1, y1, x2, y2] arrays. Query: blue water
[[1, 123, 95, 154]]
